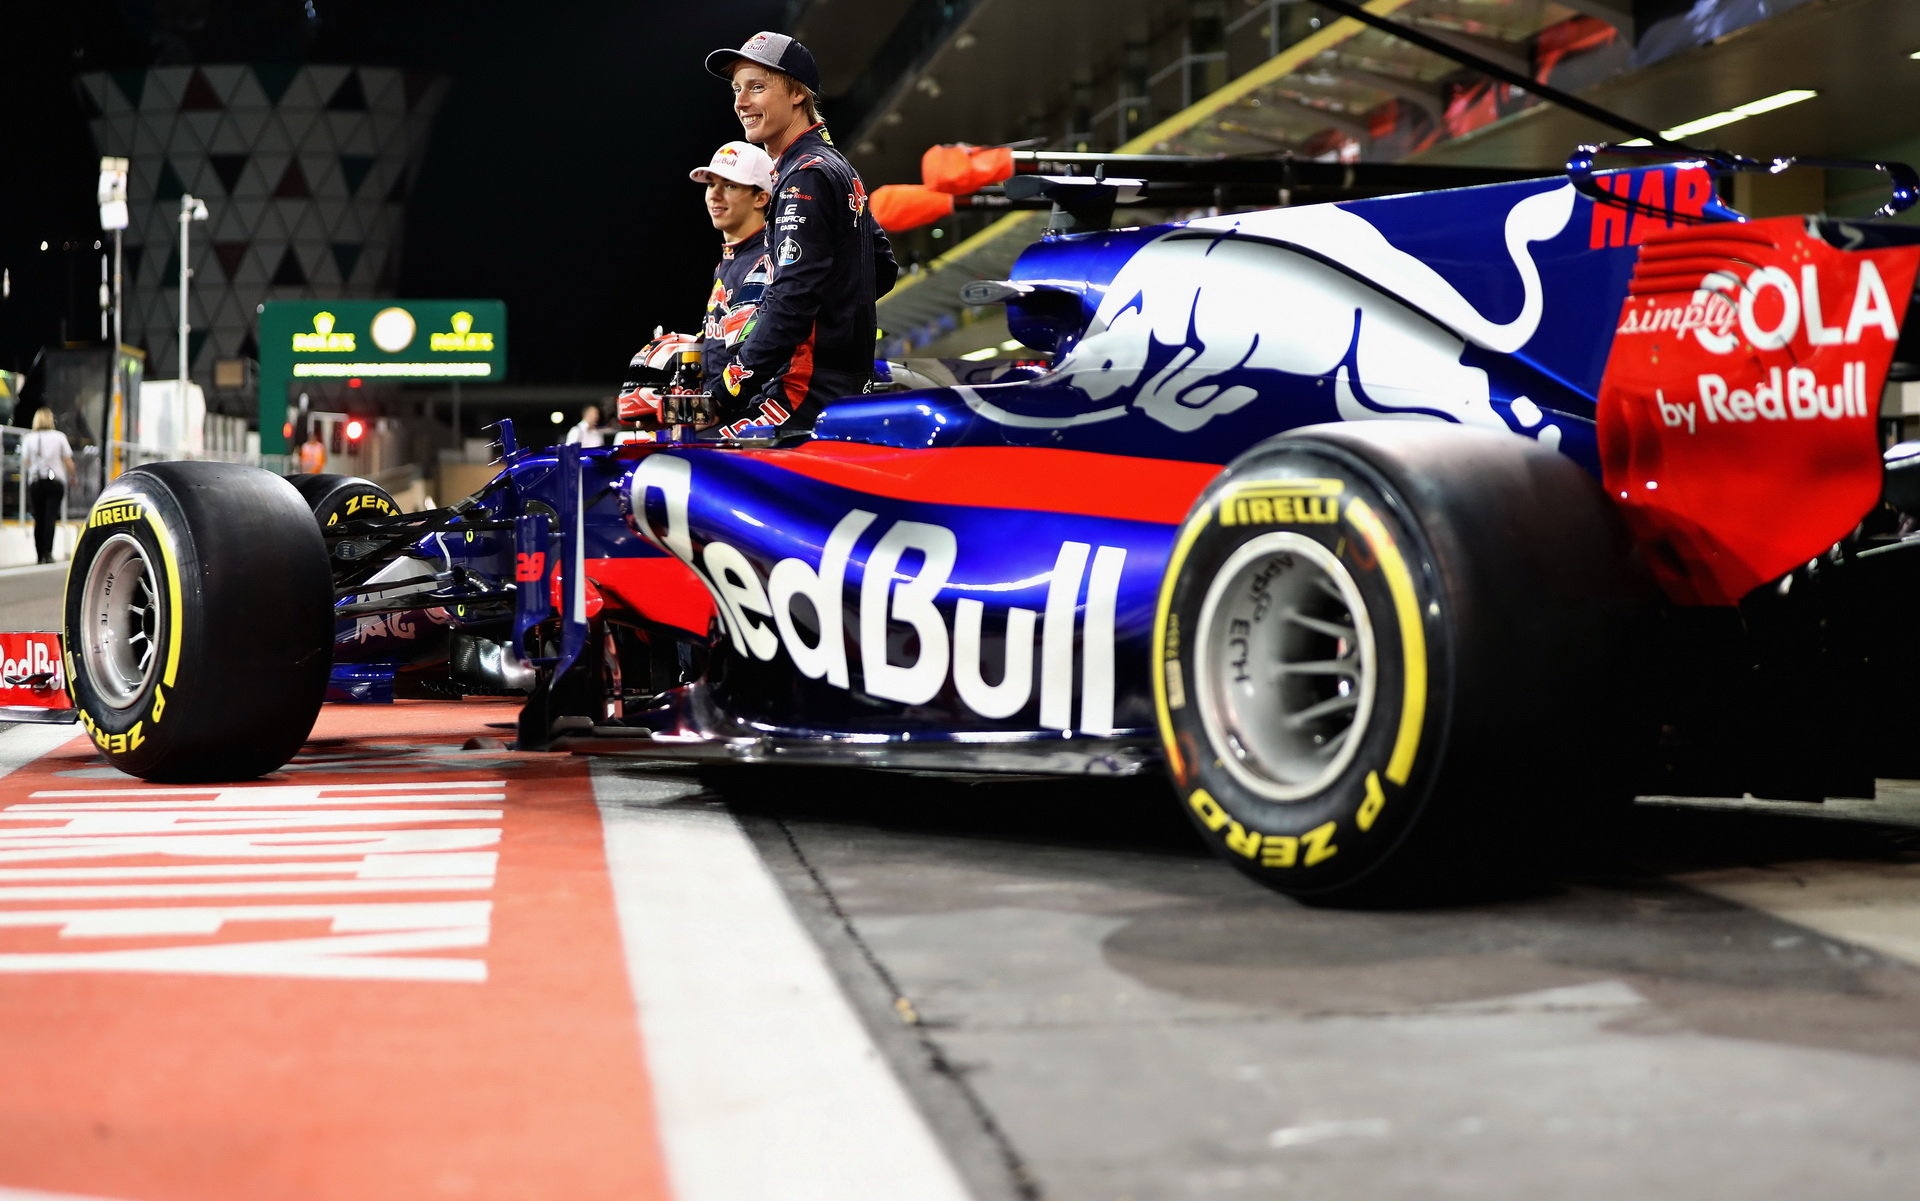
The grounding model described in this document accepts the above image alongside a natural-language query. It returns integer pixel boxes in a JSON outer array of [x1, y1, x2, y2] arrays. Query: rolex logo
[[432, 310, 493, 352], [292, 310, 355, 351]]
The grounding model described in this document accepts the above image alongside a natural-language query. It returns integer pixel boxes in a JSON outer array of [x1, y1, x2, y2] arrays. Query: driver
[[617, 141, 776, 427], [693, 141, 777, 389], [704, 31, 897, 436]]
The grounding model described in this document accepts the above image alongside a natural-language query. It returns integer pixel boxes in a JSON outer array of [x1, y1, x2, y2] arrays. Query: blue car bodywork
[[334, 160, 1758, 768]]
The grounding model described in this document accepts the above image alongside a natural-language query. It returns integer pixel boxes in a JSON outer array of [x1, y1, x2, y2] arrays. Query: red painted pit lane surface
[[0, 700, 671, 1201]]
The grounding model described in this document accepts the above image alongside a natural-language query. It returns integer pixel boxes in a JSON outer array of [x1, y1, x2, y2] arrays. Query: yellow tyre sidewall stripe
[[68, 497, 187, 742], [1342, 497, 1426, 788], [142, 507, 185, 693]]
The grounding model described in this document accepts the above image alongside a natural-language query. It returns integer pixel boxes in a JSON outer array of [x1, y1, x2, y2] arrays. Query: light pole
[[178, 193, 208, 395], [96, 157, 128, 480]]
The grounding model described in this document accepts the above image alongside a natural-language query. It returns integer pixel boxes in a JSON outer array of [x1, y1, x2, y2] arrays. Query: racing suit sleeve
[[874, 225, 898, 298], [729, 166, 835, 406]]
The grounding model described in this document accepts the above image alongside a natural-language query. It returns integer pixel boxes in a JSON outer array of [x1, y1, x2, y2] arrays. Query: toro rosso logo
[[957, 184, 1578, 450]]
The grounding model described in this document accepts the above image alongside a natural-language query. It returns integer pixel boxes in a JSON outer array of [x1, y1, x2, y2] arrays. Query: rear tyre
[[1152, 422, 1645, 904], [286, 472, 400, 528], [65, 462, 335, 781]]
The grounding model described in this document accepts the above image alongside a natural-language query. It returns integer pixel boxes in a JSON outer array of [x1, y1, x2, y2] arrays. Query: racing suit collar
[[720, 216, 767, 255], [773, 123, 827, 167]]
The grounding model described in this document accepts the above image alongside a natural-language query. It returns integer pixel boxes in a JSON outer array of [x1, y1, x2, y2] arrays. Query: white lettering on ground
[[0, 903, 490, 981], [0, 780, 505, 982]]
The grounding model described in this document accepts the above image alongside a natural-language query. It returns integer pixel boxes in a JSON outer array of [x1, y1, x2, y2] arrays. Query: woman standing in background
[[21, 409, 75, 565]]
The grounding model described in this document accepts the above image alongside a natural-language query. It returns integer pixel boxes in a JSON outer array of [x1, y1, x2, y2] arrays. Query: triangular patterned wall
[[77, 64, 448, 383]]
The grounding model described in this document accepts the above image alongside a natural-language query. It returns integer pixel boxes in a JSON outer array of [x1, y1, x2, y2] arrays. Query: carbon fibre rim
[[78, 532, 166, 711], [1193, 531, 1377, 803]]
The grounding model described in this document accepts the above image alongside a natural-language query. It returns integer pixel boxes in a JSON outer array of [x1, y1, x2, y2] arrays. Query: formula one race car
[[23, 144, 1920, 903]]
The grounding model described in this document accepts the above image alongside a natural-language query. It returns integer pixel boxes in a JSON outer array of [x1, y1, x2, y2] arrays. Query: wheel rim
[[79, 532, 166, 711], [1194, 531, 1377, 803]]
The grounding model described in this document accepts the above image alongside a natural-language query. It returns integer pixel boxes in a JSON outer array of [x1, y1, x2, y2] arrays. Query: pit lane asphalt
[[7, 561, 1920, 1201]]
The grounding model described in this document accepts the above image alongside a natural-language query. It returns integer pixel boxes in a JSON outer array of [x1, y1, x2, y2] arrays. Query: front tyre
[[65, 462, 334, 781], [1154, 423, 1643, 903], [285, 472, 401, 529]]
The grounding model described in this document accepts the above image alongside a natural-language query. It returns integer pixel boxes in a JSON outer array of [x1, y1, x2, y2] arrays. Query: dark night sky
[[0, 0, 783, 384]]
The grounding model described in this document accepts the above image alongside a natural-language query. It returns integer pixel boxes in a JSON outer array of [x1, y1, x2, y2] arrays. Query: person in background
[[564, 403, 607, 448], [704, 31, 897, 436], [21, 409, 75, 566], [298, 429, 328, 474]]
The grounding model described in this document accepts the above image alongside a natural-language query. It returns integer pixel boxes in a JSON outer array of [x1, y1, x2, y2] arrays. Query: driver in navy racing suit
[[692, 141, 777, 389], [705, 31, 897, 436]]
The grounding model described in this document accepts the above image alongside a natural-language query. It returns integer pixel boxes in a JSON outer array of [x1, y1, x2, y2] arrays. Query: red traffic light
[[344, 418, 366, 442]]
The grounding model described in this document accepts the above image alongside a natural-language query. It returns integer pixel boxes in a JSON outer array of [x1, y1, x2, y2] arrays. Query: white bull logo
[[959, 184, 1576, 446]]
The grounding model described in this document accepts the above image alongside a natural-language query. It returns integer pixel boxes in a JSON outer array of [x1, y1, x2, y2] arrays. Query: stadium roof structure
[[786, 0, 1920, 357]]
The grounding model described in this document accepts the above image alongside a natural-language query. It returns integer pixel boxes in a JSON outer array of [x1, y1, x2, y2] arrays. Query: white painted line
[[0, 722, 81, 779], [1681, 861, 1920, 967], [592, 766, 974, 1201], [0, 1187, 140, 1201]]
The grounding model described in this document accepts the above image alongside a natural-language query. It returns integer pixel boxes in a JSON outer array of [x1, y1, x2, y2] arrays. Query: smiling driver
[[692, 141, 778, 393], [705, 31, 898, 437]]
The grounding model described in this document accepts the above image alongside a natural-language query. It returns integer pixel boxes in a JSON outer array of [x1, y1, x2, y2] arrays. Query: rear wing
[[1570, 141, 1920, 222], [1597, 214, 1920, 605]]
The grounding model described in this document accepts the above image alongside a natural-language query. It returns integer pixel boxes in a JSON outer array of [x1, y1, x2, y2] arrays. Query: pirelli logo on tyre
[[88, 502, 145, 529], [1216, 478, 1342, 528]]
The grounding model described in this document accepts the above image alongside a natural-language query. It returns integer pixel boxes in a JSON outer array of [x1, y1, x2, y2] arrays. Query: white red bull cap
[[690, 141, 776, 193]]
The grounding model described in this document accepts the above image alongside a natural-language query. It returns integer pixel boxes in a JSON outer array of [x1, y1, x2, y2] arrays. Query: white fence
[[3, 418, 279, 525]]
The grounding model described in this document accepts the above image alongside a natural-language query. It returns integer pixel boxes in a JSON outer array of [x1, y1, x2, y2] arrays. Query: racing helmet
[[622, 332, 698, 389], [618, 331, 699, 424]]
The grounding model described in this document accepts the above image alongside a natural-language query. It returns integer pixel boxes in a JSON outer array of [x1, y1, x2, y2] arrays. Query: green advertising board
[[256, 299, 506, 454]]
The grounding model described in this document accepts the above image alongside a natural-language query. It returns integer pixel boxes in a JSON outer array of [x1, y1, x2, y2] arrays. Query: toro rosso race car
[[19, 145, 1920, 903]]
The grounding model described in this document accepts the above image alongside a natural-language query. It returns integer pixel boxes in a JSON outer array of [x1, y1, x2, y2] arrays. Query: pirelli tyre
[[286, 472, 401, 529], [65, 462, 335, 782], [1152, 422, 1643, 904]]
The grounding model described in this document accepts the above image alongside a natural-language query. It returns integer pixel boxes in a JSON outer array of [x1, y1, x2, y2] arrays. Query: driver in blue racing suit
[[617, 141, 776, 429], [705, 31, 897, 437], [694, 141, 777, 389]]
